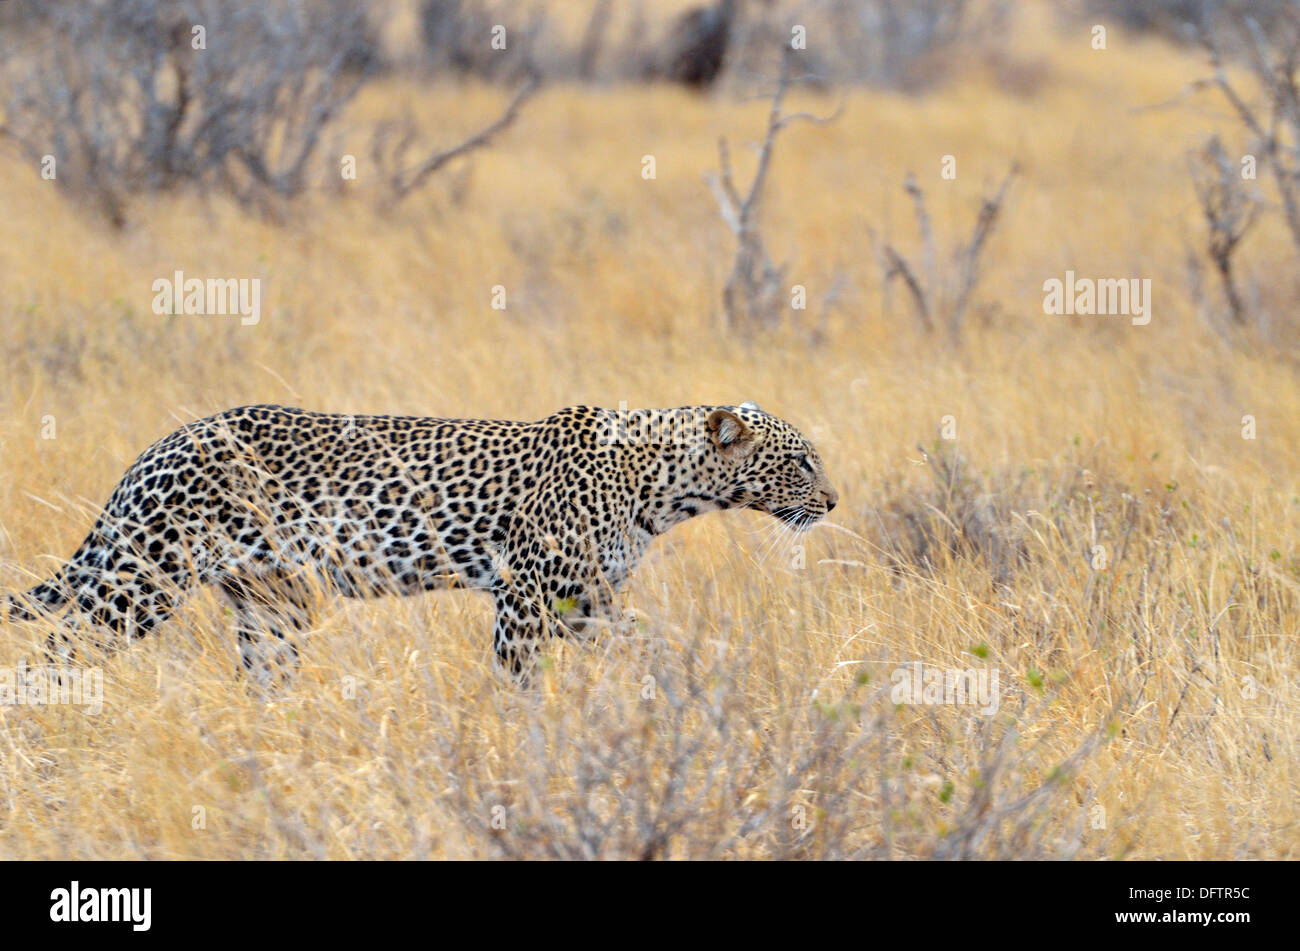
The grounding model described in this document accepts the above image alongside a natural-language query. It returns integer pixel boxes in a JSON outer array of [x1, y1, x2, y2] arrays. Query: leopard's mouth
[[767, 505, 823, 530]]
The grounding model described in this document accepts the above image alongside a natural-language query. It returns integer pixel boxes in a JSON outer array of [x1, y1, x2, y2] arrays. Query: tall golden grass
[[0, 5, 1296, 858]]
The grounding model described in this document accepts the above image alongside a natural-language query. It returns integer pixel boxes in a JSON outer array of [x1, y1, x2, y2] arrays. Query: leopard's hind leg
[[216, 571, 319, 686]]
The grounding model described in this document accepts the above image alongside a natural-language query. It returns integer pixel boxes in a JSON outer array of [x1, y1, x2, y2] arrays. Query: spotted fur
[[5, 403, 837, 681]]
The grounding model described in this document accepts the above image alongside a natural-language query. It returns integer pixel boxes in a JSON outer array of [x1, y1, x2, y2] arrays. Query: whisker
[[759, 515, 794, 567], [757, 520, 787, 567], [750, 517, 784, 568]]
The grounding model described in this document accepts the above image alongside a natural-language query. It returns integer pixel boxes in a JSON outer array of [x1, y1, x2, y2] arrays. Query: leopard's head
[[707, 402, 838, 530]]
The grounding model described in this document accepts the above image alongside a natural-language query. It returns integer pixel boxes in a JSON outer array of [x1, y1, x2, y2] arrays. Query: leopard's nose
[[826, 489, 838, 512]]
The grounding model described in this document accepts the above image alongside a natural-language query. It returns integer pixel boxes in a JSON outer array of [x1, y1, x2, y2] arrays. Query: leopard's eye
[[795, 453, 814, 474]]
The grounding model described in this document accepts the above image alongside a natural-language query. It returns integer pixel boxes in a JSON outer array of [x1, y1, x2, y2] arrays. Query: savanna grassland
[[0, 1, 1297, 859]]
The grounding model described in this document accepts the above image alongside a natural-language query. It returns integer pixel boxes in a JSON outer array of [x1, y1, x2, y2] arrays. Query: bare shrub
[[873, 440, 1030, 586], [1189, 136, 1260, 326], [409, 1, 1011, 91], [859, 439, 1268, 796], [417, 0, 547, 81], [724, 0, 1014, 92], [707, 48, 842, 328], [438, 626, 1117, 860], [873, 166, 1018, 339], [576, 0, 616, 80], [1074, 0, 1209, 39], [868, 439, 1210, 666], [0, 0, 379, 224], [419, 0, 489, 74], [822, 0, 978, 89], [1074, 0, 1296, 47], [1194, 2, 1300, 257]]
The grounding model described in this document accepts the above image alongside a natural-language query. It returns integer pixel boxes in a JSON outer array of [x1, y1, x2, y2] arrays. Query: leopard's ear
[[707, 408, 753, 456]]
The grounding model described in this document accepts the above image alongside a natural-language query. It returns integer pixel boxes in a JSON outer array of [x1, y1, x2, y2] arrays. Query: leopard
[[4, 402, 837, 682]]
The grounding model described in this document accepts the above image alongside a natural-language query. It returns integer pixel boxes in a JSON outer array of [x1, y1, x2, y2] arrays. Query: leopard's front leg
[[490, 576, 614, 682], [491, 587, 545, 683]]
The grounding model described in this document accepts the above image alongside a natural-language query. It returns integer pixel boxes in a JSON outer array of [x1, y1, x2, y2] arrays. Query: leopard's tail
[[5, 522, 123, 624], [5, 570, 73, 622]]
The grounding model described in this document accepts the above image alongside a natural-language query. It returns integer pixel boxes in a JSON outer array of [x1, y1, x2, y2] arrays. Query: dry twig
[[706, 46, 842, 328], [375, 74, 539, 203]]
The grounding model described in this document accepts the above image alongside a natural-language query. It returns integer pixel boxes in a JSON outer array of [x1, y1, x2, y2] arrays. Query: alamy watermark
[[1043, 270, 1150, 325], [50, 881, 150, 931], [0, 660, 103, 715], [151, 270, 261, 325], [890, 662, 999, 715], [598, 401, 763, 447], [599, 403, 704, 447]]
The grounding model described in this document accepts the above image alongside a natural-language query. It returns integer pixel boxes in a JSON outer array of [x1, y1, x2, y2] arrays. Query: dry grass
[[0, 3, 1297, 858]]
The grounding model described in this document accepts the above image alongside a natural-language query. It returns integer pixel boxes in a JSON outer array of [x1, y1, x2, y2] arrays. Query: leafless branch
[[875, 164, 1017, 338], [1196, 9, 1300, 256], [379, 73, 540, 203], [950, 163, 1019, 332], [1190, 135, 1260, 325], [707, 46, 843, 328], [881, 243, 933, 333]]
